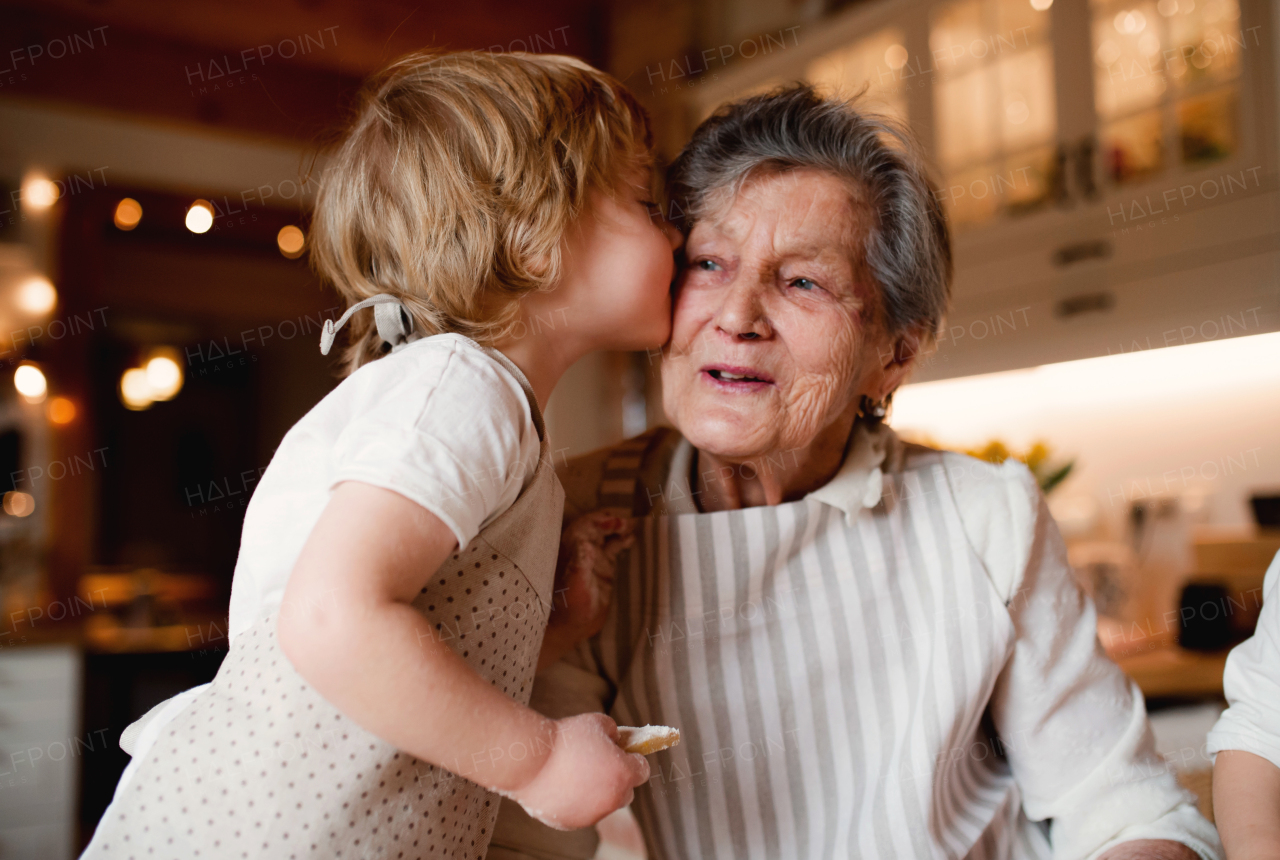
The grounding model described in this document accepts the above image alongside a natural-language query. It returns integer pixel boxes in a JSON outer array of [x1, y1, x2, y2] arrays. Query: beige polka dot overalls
[[85, 328, 565, 860]]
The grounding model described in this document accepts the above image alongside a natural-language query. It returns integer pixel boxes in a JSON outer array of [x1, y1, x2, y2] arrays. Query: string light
[[277, 225, 306, 259], [144, 348, 183, 401], [119, 368, 153, 410], [16, 276, 57, 315], [22, 175, 59, 210], [114, 198, 143, 230], [48, 397, 77, 425], [185, 200, 214, 234], [14, 364, 47, 404], [3, 491, 34, 517], [118, 346, 184, 410]]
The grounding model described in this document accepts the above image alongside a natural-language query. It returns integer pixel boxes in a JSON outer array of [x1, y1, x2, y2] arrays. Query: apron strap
[[480, 346, 548, 445], [597, 427, 679, 515]]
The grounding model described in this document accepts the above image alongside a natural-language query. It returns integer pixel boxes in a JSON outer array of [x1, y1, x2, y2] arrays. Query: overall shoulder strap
[[480, 346, 547, 444]]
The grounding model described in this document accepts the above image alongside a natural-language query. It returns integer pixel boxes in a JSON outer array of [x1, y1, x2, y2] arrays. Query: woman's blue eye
[[791, 277, 817, 290], [696, 259, 720, 271]]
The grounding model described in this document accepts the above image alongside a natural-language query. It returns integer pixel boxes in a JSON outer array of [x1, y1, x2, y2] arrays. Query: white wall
[[891, 331, 1280, 535]]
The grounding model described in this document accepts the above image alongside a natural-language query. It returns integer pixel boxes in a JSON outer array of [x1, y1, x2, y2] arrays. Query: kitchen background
[[0, 0, 1276, 856]]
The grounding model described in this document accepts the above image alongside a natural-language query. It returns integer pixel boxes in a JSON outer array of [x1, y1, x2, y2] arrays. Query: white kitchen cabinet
[[0, 644, 82, 860], [681, 0, 1280, 381]]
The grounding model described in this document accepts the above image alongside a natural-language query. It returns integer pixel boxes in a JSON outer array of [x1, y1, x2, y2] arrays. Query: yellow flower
[[1024, 442, 1050, 469]]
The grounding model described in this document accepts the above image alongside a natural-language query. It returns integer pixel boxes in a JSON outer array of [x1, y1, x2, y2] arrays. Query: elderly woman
[[489, 86, 1220, 860]]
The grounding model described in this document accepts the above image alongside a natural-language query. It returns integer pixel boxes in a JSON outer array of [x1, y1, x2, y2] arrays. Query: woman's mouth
[[702, 365, 774, 390]]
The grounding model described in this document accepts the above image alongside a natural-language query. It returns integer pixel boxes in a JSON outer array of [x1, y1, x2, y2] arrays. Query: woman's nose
[[714, 277, 770, 340]]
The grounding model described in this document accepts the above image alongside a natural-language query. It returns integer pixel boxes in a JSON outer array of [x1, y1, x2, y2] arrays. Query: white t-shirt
[[1207, 550, 1280, 769], [89, 334, 544, 831], [227, 332, 542, 642]]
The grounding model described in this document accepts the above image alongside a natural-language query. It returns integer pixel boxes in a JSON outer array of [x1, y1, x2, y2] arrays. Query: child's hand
[[508, 712, 650, 831], [538, 511, 634, 670]]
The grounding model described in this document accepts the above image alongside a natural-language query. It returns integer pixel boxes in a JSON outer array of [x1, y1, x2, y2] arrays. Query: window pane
[[936, 65, 998, 170], [1167, 0, 1242, 91], [1093, 0, 1168, 119], [941, 162, 1004, 226], [1092, 0, 1241, 186], [931, 0, 987, 74], [1179, 86, 1237, 163], [998, 45, 1056, 152], [937, 147, 1057, 225], [806, 28, 909, 123], [1004, 145, 1058, 213], [1101, 108, 1165, 182], [996, 0, 1052, 47], [932, 0, 1055, 226]]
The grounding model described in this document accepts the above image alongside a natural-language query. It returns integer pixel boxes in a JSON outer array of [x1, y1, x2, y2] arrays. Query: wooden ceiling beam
[[0, 0, 607, 144]]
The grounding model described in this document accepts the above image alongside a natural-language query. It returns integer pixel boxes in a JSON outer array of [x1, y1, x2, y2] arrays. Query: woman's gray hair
[[667, 83, 952, 340]]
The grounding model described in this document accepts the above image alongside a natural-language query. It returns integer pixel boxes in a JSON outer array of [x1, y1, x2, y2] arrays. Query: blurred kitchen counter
[[0, 614, 229, 654], [1117, 645, 1231, 699], [0, 581, 230, 854]]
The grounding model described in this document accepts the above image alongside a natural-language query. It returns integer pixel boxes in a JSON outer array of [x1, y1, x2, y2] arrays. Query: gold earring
[[859, 394, 891, 421]]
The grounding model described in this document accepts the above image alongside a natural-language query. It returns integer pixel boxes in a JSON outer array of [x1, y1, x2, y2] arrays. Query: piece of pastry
[[617, 725, 681, 755]]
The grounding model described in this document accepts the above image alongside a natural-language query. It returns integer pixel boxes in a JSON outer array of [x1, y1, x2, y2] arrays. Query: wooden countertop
[[0, 614, 230, 655], [0, 618, 85, 650], [1116, 645, 1230, 699]]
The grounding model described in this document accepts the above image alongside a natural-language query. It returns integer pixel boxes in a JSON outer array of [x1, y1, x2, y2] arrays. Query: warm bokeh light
[[1114, 9, 1147, 33], [119, 367, 154, 410], [277, 225, 306, 258], [16, 276, 57, 314], [145, 348, 183, 401], [114, 198, 143, 230], [1030, 0, 1053, 10], [883, 44, 909, 70], [3, 491, 35, 517], [185, 200, 214, 234], [48, 396, 77, 425], [14, 363, 47, 404], [119, 347, 184, 410], [22, 175, 59, 210]]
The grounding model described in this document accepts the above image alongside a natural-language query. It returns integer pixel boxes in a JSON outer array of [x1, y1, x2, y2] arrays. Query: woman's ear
[[874, 327, 926, 400]]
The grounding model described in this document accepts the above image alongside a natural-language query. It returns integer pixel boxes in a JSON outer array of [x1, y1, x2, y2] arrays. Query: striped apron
[[584, 430, 1053, 859]]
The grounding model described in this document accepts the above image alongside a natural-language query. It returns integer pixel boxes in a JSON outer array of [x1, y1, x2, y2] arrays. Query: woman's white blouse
[[1207, 551, 1280, 768], [508, 423, 1221, 860]]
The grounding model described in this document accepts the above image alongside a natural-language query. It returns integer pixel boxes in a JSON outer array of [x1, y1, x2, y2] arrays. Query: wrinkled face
[[662, 169, 897, 460]]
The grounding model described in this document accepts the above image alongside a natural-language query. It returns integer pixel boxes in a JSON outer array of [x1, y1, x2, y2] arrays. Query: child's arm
[[277, 481, 649, 830], [1214, 750, 1280, 860]]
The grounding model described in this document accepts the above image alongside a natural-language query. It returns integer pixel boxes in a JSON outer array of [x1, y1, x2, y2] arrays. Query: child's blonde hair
[[310, 50, 653, 373]]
